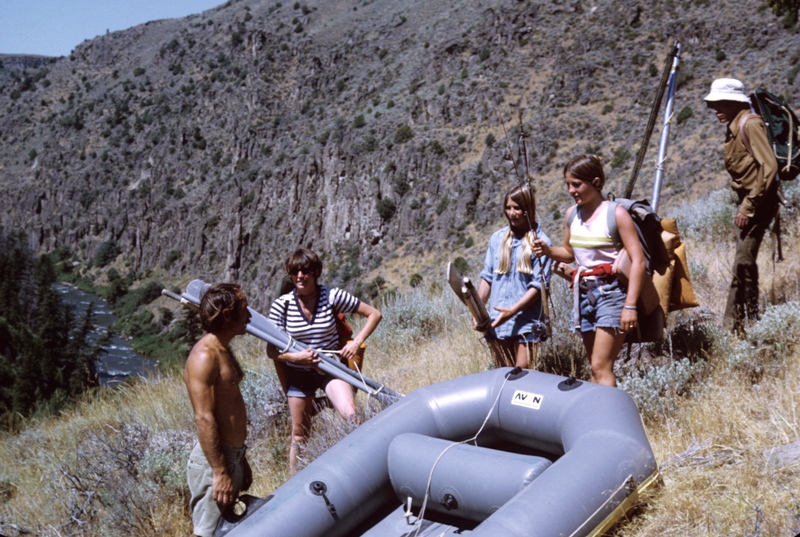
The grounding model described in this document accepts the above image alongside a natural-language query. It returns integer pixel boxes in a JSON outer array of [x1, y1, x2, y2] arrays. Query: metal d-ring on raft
[[215, 367, 659, 537], [162, 279, 402, 408]]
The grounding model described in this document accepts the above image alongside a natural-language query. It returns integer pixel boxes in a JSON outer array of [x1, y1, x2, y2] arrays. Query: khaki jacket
[[724, 108, 778, 217]]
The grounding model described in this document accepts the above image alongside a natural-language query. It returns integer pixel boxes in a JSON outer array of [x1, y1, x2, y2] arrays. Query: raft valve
[[440, 494, 459, 511]]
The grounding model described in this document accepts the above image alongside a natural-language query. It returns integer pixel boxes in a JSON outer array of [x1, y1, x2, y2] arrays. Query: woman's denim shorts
[[577, 277, 626, 333], [285, 366, 334, 398]]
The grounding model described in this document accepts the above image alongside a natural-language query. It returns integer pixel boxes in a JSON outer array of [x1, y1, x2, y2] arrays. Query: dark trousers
[[724, 202, 779, 332]]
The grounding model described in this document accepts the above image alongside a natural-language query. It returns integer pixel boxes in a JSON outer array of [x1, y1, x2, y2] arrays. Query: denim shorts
[[502, 320, 548, 344], [577, 278, 627, 333], [285, 366, 335, 398]]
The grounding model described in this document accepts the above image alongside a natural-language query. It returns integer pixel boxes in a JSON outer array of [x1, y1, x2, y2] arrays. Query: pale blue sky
[[1, 0, 225, 57]]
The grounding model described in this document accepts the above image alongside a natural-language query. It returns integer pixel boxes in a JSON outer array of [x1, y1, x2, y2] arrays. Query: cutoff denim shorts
[[577, 278, 626, 333], [508, 320, 548, 344], [285, 366, 335, 398]]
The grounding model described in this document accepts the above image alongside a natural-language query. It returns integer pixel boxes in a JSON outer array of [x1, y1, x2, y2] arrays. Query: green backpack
[[740, 88, 800, 182]]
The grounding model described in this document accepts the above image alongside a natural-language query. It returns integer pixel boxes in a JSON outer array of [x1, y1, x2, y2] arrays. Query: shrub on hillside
[[649, 309, 716, 360], [52, 420, 194, 536], [92, 240, 121, 268], [394, 124, 414, 144], [452, 256, 470, 275], [377, 198, 396, 221], [672, 189, 735, 242], [534, 300, 587, 378], [620, 358, 707, 419], [728, 302, 800, 382], [114, 281, 164, 317], [609, 147, 631, 169], [374, 289, 452, 347], [240, 369, 288, 439], [676, 105, 693, 125]]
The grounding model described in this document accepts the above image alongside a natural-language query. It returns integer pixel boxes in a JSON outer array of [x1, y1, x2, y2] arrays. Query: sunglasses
[[289, 266, 313, 276]]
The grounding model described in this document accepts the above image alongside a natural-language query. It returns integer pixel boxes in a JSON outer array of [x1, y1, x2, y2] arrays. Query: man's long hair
[[199, 283, 247, 333]]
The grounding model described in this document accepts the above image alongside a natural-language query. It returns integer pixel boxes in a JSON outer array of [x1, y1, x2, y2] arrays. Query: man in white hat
[[705, 78, 779, 335]]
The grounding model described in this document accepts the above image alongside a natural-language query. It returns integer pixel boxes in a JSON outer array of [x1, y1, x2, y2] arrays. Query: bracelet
[[622, 305, 637, 311]]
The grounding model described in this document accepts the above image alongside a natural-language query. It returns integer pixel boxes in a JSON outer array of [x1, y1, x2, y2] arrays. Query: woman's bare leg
[[582, 327, 624, 387], [324, 379, 357, 422], [287, 395, 314, 473], [515, 341, 536, 369]]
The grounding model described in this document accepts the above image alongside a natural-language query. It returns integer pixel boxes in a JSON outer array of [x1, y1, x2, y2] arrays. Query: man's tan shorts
[[187, 442, 247, 537]]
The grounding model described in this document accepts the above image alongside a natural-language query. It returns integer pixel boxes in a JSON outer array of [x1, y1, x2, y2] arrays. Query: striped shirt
[[569, 201, 618, 269], [268, 285, 360, 369]]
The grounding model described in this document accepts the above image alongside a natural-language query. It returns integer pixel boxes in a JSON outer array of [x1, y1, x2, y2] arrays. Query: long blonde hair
[[496, 185, 537, 275]]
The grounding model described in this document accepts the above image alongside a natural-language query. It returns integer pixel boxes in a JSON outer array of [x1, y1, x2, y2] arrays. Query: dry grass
[[616, 367, 800, 537], [3, 187, 800, 536]]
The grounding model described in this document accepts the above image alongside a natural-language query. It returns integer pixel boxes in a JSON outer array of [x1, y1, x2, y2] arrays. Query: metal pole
[[623, 42, 679, 199], [651, 42, 681, 213]]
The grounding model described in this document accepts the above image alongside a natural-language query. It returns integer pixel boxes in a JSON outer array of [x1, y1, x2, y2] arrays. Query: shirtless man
[[184, 283, 252, 537]]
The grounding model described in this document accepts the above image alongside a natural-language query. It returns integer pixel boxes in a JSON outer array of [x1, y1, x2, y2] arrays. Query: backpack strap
[[567, 204, 579, 226], [606, 200, 621, 251], [325, 285, 338, 315], [282, 296, 290, 330], [737, 112, 761, 155]]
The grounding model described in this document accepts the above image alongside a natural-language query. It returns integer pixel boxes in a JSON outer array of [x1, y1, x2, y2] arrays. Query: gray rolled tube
[[179, 280, 402, 405]]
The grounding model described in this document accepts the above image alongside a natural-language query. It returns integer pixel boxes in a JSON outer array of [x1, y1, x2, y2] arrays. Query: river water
[[54, 283, 157, 386]]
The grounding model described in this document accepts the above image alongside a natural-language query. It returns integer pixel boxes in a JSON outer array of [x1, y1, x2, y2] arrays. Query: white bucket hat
[[703, 78, 750, 103]]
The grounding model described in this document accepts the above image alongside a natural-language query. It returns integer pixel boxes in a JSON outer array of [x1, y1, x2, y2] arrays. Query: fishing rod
[[495, 109, 552, 336], [162, 280, 403, 407], [516, 108, 552, 336]]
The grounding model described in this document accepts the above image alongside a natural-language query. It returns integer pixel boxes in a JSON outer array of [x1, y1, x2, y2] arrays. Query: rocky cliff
[[1, 0, 798, 308]]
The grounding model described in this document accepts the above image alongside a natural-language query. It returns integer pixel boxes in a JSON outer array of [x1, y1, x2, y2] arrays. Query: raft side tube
[[181, 279, 402, 406]]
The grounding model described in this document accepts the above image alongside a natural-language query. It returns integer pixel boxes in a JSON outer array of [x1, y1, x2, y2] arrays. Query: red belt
[[570, 263, 614, 289]]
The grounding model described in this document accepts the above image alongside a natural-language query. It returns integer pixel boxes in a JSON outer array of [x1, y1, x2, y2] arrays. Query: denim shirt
[[479, 225, 553, 340]]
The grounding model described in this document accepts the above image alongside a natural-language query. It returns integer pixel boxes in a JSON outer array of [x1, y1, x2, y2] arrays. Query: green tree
[[93, 240, 121, 267], [453, 256, 470, 275], [64, 302, 101, 395], [377, 198, 397, 221], [105, 267, 129, 305], [394, 124, 414, 144], [766, 0, 799, 27], [0, 231, 101, 427], [30, 255, 69, 405]]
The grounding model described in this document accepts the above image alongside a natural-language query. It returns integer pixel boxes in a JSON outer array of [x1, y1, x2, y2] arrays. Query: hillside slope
[[0, 0, 798, 307]]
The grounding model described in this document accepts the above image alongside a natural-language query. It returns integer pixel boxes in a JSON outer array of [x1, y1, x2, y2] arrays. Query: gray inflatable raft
[[218, 367, 659, 537]]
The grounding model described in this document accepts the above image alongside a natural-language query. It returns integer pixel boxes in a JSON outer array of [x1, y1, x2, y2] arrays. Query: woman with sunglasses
[[266, 248, 382, 472]]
